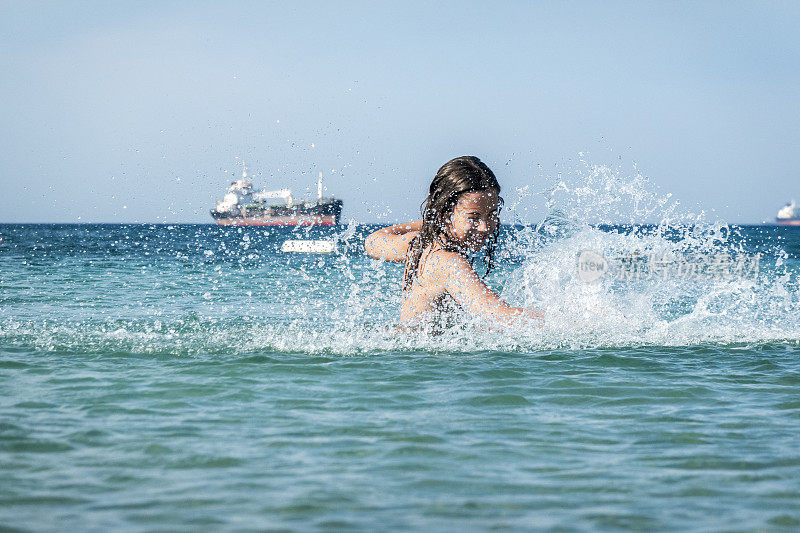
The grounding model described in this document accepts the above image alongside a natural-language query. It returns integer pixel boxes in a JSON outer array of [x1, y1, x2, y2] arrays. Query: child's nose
[[476, 219, 488, 232]]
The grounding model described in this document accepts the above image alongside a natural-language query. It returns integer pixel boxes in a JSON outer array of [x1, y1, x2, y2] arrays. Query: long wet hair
[[403, 156, 503, 292]]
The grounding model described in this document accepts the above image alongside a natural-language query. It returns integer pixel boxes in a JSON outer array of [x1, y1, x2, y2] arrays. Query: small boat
[[776, 200, 800, 226], [281, 240, 336, 254]]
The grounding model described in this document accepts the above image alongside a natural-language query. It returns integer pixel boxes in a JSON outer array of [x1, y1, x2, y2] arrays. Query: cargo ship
[[210, 166, 343, 226], [776, 200, 800, 226]]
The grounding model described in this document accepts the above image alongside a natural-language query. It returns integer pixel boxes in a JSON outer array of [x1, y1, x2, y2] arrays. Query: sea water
[[2, 167, 800, 531]]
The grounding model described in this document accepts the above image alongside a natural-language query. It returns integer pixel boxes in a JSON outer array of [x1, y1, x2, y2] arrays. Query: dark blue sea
[[1, 220, 799, 531]]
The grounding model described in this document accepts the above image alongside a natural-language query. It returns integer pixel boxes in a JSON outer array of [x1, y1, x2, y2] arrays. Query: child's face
[[446, 190, 501, 252]]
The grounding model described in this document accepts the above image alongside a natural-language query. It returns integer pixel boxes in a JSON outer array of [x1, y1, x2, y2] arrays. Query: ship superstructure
[[210, 165, 343, 226], [776, 200, 800, 226]]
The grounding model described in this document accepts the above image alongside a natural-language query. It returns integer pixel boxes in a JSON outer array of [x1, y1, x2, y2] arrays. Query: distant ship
[[776, 200, 800, 226], [210, 166, 343, 226]]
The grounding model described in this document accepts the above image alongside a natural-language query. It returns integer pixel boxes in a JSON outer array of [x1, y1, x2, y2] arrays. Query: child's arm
[[430, 250, 544, 325], [364, 220, 423, 262]]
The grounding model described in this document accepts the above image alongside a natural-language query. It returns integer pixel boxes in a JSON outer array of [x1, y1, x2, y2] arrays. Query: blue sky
[[1, 0, 798, 224]]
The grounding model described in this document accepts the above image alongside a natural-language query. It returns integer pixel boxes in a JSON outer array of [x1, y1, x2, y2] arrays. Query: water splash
[[1, 158, 799, 356], [500, 158, 800, 349]]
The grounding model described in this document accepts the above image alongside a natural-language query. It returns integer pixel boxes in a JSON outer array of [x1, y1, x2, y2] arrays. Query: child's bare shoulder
[[423, 248, 473, 277]]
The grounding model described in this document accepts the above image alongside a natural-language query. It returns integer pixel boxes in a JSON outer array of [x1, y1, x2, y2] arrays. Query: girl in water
[[365, 156, 544, 328]]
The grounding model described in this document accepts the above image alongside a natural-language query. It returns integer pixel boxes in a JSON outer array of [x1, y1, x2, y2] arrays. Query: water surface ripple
[[1, 224, 799, 531]]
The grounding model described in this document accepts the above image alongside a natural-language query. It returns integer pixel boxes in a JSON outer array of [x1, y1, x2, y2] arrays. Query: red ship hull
[[214, 215, 338, 226]]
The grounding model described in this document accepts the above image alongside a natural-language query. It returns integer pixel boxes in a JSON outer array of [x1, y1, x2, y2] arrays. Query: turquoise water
[[2, 222, 800, 531]]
